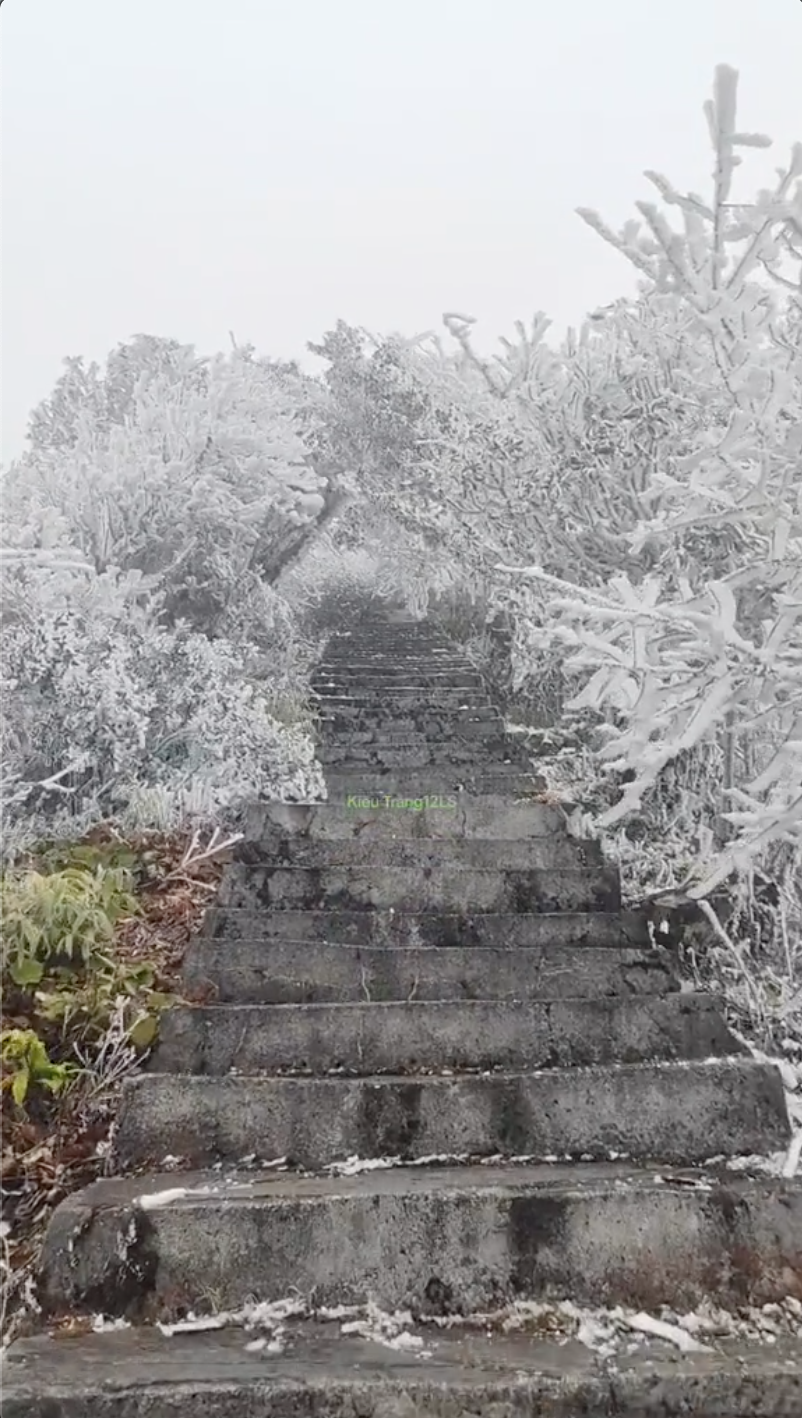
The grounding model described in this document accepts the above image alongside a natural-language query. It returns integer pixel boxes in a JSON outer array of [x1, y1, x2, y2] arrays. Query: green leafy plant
[[34, 840, 140, 874], [34, 962, 177, 1049], [0, 1028, 80, 1108], [33, 838, 158, 883], [0, 864, 140, 987], [0, 852, 179, 1062]]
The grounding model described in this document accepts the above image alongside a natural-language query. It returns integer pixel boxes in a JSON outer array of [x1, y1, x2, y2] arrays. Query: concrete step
[[314, 690, 491, 709], [313, 658, 482, 673], [37, 1162, 802, 1321], [313, 672, 486, 691], [317, 717, 505, 742], [316, 706, 499, 727], [315, 655, 479, 672], [318, 742, 520, 766], [316, 689, 494, 708], [322, 631, 460, 644], [182, 939, 676, 1004], [317, 698, 499, 716], [228, 837, 605, 874], [322, 635, 460, 650], [316, 730, 508, 753], [321, 767, 542, 796], [112, 1058, 790, 1172], [198, 907, 651, 949], [325, 647, 466, 659], [322, 633, 460, 644], [317, 737, 512, 760], [317, 729, 510, 753], [325, 629, 456, 643], [314, 672, 481, 689], [319, 655, 473, 672], [314, 673, 482, 689], [317, 737, 514, 760], [316, 661, 477, 675], [317, 713, 503, 736], [240, 797, 570, 842], [7, 1326, 802, 1418], [215, 861, 621, 914], [150, 993, 741, 1075]]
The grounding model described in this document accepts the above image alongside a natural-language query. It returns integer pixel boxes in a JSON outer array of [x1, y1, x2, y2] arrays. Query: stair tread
[[33, 1156, 800, 1204], [239, 798, 574, 841], [198, 906, 651, 947], [112, 1057, 790, 1172], [6, 1324, 802, 1418], [216, 860, 622, 916], [227, 861, 604, 875], [151, 992, 741, 1077], [34, 1160, 802, 1324], [166, 993, 723, 1014], [234, 841, 599, 863], [183, 938, 675, 1003], [126, 1056, 779, 1084]]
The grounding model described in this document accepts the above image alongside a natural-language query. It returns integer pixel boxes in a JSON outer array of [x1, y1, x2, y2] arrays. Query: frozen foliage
[[311, 320, 555, 582], [0, 338, 335, 857], [491, 66, 802, 905], [0, 558, 323, 857], [5, 337, 332, 633], [304, 68, 801, 1049]]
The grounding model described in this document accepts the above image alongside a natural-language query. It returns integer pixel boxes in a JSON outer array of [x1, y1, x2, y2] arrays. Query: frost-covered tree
[[303, 70, 801, 935], [309, 318, 565, 621], [3, 336, 343, 636], [0, 547, 324, 859], [497, 65, 801, 903], [0, 336, 345, 854]]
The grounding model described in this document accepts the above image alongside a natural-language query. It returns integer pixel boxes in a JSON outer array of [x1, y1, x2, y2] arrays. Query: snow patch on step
[[135, 1186, 224, 1210], [76, 1292, 802, 1365], [323, 1150, 631, 1175], [721, 1040, 802, 1178], [150, 1138, 794, 1181]]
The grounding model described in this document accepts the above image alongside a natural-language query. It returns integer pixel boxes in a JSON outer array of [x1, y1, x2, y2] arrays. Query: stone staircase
[[5, 613, 802, 1415]]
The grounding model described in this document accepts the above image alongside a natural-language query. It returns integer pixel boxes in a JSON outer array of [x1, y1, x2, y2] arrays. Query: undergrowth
[[0, 824, 231, 1345]]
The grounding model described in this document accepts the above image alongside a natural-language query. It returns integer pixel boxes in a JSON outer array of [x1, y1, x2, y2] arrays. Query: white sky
[[2, 0, 800, 463]]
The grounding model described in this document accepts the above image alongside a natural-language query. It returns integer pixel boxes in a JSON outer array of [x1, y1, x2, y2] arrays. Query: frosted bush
[[0, 559, 321, 860], [466, 66, 802, 901], [0, 334, 350, 852], [3, 336, 333, 637]]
